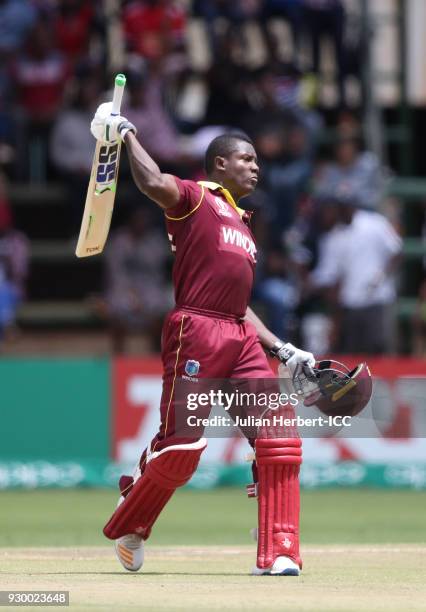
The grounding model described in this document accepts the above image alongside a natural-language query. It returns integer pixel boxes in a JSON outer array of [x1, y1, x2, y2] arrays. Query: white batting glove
[[90, 102, 136, 143], [105, 115, 137, 143], [273, 342, 317, 403], [90, 102, 113, 141], [271, 341, 315, 377]]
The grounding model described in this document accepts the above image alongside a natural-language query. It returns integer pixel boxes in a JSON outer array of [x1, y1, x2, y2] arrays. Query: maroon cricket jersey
[[164, 178, 257, 318]]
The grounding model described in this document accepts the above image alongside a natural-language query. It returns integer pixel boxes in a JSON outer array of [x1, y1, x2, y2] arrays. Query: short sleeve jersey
[[164, 178, 257, 318]]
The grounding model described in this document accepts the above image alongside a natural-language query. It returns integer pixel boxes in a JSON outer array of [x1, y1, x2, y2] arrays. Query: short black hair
[[204, 133, 254, 175]]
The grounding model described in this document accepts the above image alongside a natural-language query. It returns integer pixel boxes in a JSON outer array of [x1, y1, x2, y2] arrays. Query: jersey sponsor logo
[[214, 196, 232, 218], [220, 226, 257, 262]]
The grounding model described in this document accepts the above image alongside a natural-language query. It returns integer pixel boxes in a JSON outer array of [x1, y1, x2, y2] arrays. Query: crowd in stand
[[0, 0, 420, 355]]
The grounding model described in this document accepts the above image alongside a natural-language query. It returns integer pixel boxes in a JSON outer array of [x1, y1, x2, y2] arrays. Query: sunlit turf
[[0, 488, 425, 547]]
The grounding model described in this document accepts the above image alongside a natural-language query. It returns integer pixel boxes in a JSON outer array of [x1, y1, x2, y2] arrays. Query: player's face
[[220, 142, 259, 200]]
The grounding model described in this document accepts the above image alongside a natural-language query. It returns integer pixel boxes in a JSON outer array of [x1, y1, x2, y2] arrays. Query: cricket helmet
[[293, 359, 373, 417]]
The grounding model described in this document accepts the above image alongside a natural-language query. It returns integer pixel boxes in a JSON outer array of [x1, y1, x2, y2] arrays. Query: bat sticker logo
[[96, 144, 119, 185]]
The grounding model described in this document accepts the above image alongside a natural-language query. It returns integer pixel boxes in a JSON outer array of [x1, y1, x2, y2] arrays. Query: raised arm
[[122, 132, 180, 210], [90, 102, 180, 210]]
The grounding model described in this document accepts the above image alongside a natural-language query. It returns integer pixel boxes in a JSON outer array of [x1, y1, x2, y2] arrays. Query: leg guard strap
[[256, 437, 302, 569], [103, 438, 207, 540]]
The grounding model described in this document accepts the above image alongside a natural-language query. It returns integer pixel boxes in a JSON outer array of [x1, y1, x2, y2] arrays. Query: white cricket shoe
[[252, 556, 301, 576], [115, 534, 144, 572]]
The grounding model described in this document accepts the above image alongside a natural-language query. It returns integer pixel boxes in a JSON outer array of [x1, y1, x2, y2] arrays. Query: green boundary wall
[[1, 358, 426, 489], [0, 461, 425, 490], [0, 359, 110, 461]]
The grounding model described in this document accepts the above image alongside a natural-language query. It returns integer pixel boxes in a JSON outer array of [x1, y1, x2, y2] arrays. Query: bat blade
[[75, 140, 122, 258], [75, 73, 126, 258]]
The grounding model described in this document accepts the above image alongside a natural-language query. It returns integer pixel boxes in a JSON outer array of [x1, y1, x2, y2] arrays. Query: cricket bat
[[75, 73, 126, 258]]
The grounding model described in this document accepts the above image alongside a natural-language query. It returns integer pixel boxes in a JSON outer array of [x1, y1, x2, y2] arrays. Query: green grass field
[[1, 488, 426, 611]]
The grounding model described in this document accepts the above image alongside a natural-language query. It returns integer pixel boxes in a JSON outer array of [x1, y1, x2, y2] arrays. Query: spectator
[[50, 71, 102, 234], [315, 135, 386, 210], [334, 109, 361, 138], [310, 192, 402, 354], [284, 194, 338, 354], [192, 0, 261, 22], [192, 0, 263, 53], [297, 195, 342, 353], [203, 33, 252, 127], [122, 67, 186, 172], [52, 0, 96, 65], [100, 207, 173, 354], [0, 1, 38, 166], [254, 246, 298, 340], [235, 63, 320, 237], [0, 174, 29, 342], [0, 0, 37, 57], [283, 193, 317, 270], [261, 0, 304, 60], [254, 120, 313, 236], [122, 0, 187, 60], [11, 17, 70, 122], [11, 16, 70, 180], [303, 0, 347, 107]]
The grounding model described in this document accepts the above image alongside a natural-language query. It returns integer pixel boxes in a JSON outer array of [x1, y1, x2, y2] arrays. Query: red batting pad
[[255, 437, 302, 569], [103, 439, 207, 540]]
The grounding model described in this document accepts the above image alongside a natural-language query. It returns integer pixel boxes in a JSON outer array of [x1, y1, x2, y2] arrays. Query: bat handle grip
[[111, 73, 126, 116]]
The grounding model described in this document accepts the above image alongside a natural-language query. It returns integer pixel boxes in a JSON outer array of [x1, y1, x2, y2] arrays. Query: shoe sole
[[252, 567, 300, 576], [271, 568, 300, 576]]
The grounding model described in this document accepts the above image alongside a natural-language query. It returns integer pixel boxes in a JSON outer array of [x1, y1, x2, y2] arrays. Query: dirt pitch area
[[1, 545, 425, 611]]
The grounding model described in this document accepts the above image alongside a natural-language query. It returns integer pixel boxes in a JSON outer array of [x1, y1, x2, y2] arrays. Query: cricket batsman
[[90, 103, 316, 576]]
